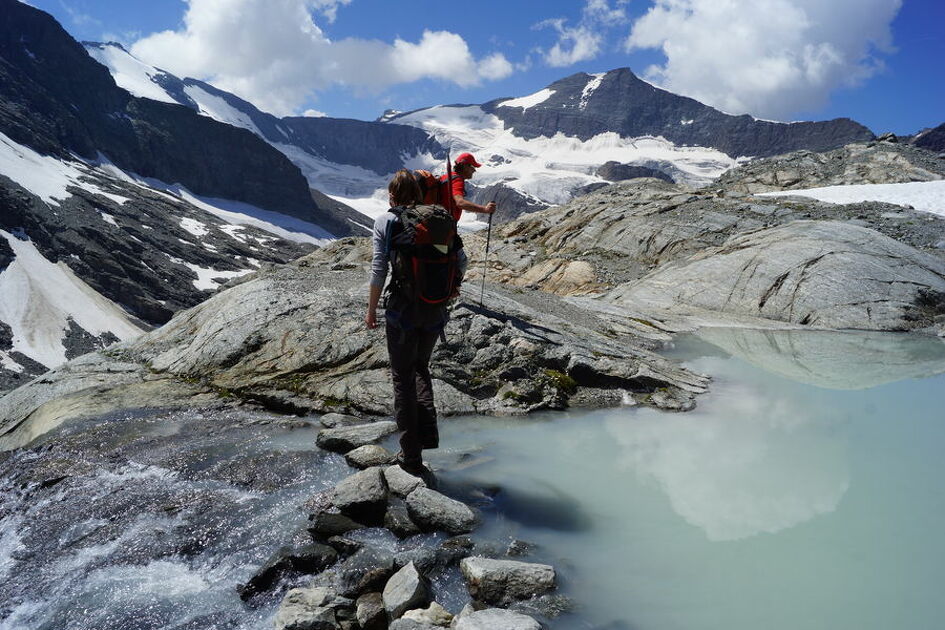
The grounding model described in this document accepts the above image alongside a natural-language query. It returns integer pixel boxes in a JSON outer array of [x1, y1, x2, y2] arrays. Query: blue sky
[[26, 0, 945, 135]]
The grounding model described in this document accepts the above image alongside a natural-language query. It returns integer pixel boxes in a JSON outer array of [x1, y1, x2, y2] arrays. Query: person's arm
[[454, 195, 496, 214], [366, 213, 393, 329]]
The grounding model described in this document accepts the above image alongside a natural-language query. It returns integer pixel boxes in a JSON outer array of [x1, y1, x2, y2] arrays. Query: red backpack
[[413, 170, 461, 216]]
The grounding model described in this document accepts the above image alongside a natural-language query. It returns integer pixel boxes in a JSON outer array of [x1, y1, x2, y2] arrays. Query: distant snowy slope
[[0, 130, 320, 392], [761, 181, 945, 218], [84, 42, 180, 105], [0, 229, 144, 370], [392, 104, 739, 205]]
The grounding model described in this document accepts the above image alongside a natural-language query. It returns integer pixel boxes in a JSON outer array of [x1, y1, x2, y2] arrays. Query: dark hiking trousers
[[386, 321, 440, 465]]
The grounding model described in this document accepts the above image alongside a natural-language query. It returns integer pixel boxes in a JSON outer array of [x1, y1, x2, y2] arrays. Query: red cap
[[455, 152, 482, 168]]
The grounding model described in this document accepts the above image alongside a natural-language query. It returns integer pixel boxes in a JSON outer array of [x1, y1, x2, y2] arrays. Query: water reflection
[[695, 328, 945, 390], [603, 377, 850, 541]]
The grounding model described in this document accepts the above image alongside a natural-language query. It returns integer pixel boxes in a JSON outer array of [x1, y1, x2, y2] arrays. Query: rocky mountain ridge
[[1, 0, 355, 234]]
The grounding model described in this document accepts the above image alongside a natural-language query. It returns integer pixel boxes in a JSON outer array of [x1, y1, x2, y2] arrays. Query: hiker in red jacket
[[439, 153, 496, 221]]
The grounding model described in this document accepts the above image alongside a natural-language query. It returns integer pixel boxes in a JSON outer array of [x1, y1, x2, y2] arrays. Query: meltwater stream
[[1, 328, 943, 629]]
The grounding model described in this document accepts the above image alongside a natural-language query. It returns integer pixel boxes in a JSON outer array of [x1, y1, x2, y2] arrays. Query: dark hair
[[388, 169, 422, 207]]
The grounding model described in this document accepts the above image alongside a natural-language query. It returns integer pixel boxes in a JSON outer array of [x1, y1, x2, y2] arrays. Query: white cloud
[[536, 0, 628, 68], [625, 0, 903, 120], [478, 52, 515, 81], [303, 109, 327, 117], [130, 0, 515, 116]]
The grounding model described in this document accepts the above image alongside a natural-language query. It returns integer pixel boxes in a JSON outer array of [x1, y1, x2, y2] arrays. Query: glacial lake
[[1, 328, 943, 629]]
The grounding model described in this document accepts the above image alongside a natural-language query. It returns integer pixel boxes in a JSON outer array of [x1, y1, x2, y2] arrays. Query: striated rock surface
[[0, 237, 706, 449], [608, 220, 945, 331]]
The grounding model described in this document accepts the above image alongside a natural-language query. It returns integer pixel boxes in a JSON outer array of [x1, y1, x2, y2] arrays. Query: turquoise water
[[428, 329, 945, 630]]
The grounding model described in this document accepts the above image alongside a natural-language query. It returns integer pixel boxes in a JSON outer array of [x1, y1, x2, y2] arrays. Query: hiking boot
[[396, 452, 438, 488]]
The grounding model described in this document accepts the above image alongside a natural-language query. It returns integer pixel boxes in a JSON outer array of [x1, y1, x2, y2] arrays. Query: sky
[[24, 0, 945, 135]]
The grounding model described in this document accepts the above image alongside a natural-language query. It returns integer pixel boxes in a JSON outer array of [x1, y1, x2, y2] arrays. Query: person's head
[[454, 152, 482, 179], [388, 169, 422, 207]]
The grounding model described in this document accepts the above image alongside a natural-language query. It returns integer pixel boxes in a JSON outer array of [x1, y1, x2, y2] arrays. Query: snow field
[[0, 230, 144, 369], [760, 181, 945, 218]]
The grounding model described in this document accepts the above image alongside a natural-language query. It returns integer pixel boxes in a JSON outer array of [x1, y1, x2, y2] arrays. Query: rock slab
[[317, 421, 398, 453], [405, 488, 476, 535], [459, 557, 556, 606], [454, 609, 541, 630]]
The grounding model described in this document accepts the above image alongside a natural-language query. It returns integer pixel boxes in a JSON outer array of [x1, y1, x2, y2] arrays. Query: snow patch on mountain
[[164, 255, 254, 291], [182, 85, 263, 136], [393, 105, 738, 204], [580, 73, 605, 110], [498, 88, 556, 112], [84, 155, 332, 246], [760, 181, 945, 218], [1, 133, 131, 207], [85, 43, 179, 105], [0, 230, 144, 369]]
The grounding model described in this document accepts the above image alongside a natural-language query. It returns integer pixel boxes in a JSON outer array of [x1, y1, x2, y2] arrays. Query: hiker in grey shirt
[[365, 169, 466, 476]]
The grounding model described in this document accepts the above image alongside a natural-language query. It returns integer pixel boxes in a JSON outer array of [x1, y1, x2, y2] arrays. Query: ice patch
[[498, 88, 555, 111], [759, 181, 945, 218], [0, 230, 145, 368], [99, 211, 119, 227], [680, 119, 694, 125], [179, 217, 209, 238]]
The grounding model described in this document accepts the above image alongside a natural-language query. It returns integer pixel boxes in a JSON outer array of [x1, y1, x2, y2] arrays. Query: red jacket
[[439, 174, 465, 221]]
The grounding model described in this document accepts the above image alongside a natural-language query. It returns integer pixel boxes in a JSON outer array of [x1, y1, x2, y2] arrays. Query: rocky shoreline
[[238, 413, 561, 630]]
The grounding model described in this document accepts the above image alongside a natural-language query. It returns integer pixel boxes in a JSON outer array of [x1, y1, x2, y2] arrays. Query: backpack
[[413, 170, 461, 214], [387, 204, 461, 316]]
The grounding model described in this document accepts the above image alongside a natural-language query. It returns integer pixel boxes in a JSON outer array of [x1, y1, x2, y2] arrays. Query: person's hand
[[483, 201, 497, 215], [365, 309, 378, 329]]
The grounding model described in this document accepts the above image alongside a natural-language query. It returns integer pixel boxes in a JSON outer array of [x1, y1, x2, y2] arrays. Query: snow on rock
[[0, 230, 144, 369], [182, 85, 263, 136], [392, 106, 738, 214], [0, 132, 129, 206], [498, 88, 556, 112], [179, 217, 209, 238], [84, 43, 179, 105], [580, 73, 605, 110], [165, 255, 254, 291], [760, 181, 945, 218]]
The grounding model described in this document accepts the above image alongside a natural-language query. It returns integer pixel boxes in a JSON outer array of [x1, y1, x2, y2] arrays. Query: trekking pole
[[479, 211, 493, 307]]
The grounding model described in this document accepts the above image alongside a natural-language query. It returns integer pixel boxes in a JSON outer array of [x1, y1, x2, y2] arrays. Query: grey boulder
[[405, 488, 476, 535], [331, 467, 388, 525], [384, 465, 427, 497], [459, 557, 556, 606], [273, 587, 338, 630], [383, 561, 430, 619], [345, 444, 396, 469], [454, 609, 541, 630], [355, 592, 385, 630]]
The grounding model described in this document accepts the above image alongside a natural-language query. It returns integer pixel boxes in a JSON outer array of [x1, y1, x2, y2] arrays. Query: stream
[[1, 328, 944, 629]]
